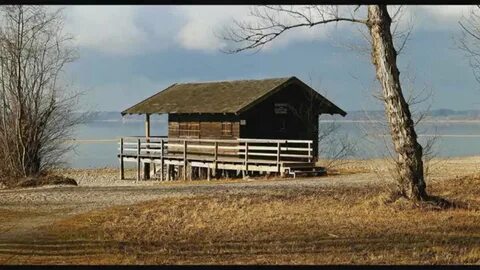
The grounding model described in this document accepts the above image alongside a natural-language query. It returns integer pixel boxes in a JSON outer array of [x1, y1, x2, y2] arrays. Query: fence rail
[[118, 136, 313, 181]]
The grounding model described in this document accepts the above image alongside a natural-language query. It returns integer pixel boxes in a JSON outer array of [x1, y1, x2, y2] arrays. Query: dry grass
[[35, 174, 480, 265], [0, 209, 39, 224]]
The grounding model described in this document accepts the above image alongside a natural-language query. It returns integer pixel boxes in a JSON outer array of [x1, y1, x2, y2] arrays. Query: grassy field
[[0, 157, 478, 265], [30, 174, 479, 264]]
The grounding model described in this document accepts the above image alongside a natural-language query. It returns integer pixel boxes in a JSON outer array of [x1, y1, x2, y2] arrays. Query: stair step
[[290, 166, 325, 172], [284, 162, 316, 168], [292, 170, 326, 177], [286, 164, 327, 177]]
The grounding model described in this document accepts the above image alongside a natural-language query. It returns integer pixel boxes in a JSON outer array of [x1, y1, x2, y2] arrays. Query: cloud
[[404, 5, 473, 31], [61, 5, 477, 55], [173, 6, 255, 52], [64, 6, 147, 55], [173, 5, 346, 52], [63, 6, 180, 56]]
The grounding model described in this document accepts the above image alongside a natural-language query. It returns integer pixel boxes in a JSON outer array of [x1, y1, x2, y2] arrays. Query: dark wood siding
[[239, 83, 320, 158], [168, 114, 240, 140]]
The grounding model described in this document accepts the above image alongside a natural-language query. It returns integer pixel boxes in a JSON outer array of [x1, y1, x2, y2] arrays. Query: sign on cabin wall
[[274, 103, 288, 114]]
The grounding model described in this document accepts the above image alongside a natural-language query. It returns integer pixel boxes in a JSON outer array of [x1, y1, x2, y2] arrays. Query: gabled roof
[[121, 76, 346, 116]]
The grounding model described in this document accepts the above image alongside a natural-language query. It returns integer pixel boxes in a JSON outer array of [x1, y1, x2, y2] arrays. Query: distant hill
[[82, 109, 480, 122], [80, 111, 167, 122], [321, 109, 480, 121]]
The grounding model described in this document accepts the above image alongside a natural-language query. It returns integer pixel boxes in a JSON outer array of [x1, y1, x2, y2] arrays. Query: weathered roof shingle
[[121, 76, 346, 116]]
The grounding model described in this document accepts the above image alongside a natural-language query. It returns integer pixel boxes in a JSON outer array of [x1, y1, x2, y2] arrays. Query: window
[[274, 103, 288, 114], [221, 122, 233, 137], [179, 122, 200, 138]]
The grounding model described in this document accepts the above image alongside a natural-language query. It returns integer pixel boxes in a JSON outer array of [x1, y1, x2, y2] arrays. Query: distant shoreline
[[319, 119, 480, 123], [88, 119, 480, 124], [69, 133, 480, 143]]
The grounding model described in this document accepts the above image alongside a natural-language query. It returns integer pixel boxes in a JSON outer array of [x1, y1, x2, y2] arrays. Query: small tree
[[0, 5, 82, 180], [222, 5, 427, 200], [286, 76, 356, 168]]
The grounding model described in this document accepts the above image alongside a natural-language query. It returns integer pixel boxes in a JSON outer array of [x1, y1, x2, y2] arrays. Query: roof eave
[[120, 83, 178, 116]]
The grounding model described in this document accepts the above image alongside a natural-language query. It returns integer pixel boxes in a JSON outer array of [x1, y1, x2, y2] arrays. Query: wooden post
[[207, 167, 211, 181], [214, 141, 218, 176], [277, 141, 282, 176], [188, 164, 192, 181], [183, 140, 187, 181], [166, 164, 170, 181], [136, 138, 141, 182], [160, 139, 165, 181], [119, 138, 124, 180], [308, 142, 312, 162], [243, 142, 249, 177], [144, 114, 151, 180]]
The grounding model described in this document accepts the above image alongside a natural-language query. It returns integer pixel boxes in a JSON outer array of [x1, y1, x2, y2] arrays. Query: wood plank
[[136, 139, 141, 181], [119, 138, 124, 180], [160, 139, 164, 181], [277, 142, 281, 174], [183, 140, 187, 181], [281, 153, 312, 158], [244, 142, 249, 176]]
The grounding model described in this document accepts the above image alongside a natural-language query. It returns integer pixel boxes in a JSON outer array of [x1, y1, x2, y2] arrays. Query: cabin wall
[[168, 113, 240, 139], [239, 83, 320, 158], [165, 81, 335, 159]]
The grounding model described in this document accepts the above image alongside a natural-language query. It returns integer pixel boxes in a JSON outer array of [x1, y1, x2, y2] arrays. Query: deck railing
[[119, 137, 313, 162], [118, 137, 313, 180]]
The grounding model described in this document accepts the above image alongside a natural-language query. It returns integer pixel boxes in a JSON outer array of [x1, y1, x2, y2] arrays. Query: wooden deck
[[118, 136, 325, 181]]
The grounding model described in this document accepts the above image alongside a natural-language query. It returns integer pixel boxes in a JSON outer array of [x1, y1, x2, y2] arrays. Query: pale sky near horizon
[[59, 5, 480, 112]]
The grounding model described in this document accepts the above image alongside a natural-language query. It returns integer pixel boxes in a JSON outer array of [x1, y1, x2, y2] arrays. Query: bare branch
[[457, 5, 480, 83], [221, 5, 367, 53]]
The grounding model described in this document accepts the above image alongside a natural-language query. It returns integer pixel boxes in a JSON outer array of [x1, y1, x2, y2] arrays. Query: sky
[[59, 5, 480, 113]]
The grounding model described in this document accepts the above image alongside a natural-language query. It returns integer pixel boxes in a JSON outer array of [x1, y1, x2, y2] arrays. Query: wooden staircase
[[284, 163, 327, 178]]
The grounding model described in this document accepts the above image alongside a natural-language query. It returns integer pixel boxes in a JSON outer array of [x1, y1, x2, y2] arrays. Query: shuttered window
[[221, 122, 232, 137], [179, 122, 200, 138]]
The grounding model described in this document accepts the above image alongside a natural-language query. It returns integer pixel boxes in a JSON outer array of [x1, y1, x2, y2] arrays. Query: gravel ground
[[0, 172, 378, 212], [1, 156, 479, 213], [0, 167, 377, 242]]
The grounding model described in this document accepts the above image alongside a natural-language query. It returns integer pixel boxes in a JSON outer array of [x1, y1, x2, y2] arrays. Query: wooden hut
[[119, 76, 346, 180]]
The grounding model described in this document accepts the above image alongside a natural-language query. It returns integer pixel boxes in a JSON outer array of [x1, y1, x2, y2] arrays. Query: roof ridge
[[235, 77, 296, 114], [175, 76, 292, 85]]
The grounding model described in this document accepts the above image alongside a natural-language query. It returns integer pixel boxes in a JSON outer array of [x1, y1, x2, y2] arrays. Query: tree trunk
[[367, 5, 427, 200]]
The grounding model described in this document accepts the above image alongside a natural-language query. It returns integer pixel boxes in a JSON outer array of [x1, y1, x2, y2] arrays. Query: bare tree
[[222, 5, 428, 201], [317, 121, 356, 170], [458, 5, 480, 83], [360, 69, 440, 198], [0, 6, 82, 180]]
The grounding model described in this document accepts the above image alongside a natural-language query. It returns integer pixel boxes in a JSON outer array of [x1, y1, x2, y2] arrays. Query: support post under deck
[[183, 140, 187, 181], [160, 139, 164, 181], [136, 138, 141, 182], [119, 137, 124, 180], [144, 114, 151, 180]]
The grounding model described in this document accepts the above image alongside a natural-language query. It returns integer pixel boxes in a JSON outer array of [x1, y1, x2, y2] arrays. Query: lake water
[[65, 120, 480, 168]]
